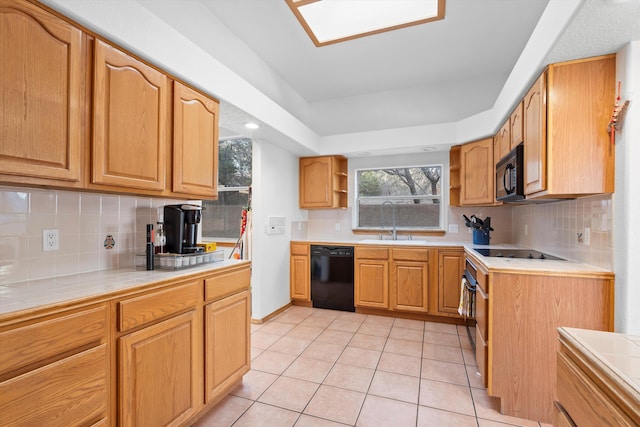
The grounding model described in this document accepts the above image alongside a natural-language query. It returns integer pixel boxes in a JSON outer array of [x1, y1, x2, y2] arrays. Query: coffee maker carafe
[[164, 204, 204, 254]]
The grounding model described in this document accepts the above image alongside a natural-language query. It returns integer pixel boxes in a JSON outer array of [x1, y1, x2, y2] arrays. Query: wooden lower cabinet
[[484, 270, 613, 423], [355, 247, 389, 309], [554, 329, 640, 427], [0, 262, 252, 427], [0, 304, 109, 427], [119, 310, 200, 427], [290, 242, 310, 302], [205, 289, 251, 403], [391, 248, 429, 312], [436, 249, 464, 316], [0, 344, 109, 427]]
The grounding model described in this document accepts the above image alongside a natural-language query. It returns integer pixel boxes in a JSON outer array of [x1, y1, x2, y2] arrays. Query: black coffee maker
[[164, 204, 204, 254]]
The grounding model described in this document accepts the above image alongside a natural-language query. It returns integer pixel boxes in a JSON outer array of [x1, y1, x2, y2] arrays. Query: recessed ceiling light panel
[[287, 0, 445, 46]]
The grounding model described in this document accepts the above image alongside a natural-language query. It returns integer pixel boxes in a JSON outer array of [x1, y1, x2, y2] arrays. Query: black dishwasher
[[310, 245, 355, 312]]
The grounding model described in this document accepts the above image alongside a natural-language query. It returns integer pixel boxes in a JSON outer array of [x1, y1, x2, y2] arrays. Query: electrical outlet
[[584, 227, 591, 245], [448, 224, 459, 233], [335, 223, 341, 231], [524, 224, 528, 236], [42, 229, 59, 251]]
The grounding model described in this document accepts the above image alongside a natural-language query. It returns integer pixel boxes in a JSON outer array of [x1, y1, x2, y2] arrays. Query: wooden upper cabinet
[[173, 82, 219, 199], [92, 39, 170, 191], [524, 73, 547, 195], [510, 101, 524, 150], [299, 155, 348, 209], [460, 138, 494, 205], [494, 119, 511, 164], [525, 55, 615, 199], [0, 0, 84, 185]]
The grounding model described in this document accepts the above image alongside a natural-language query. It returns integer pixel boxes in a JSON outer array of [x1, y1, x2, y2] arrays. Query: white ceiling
[[135, 0, 640, 152]]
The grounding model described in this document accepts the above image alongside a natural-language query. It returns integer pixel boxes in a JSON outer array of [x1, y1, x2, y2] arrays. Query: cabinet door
[[0, 344, 108, 427], [495, 119, 510, 163], [119, 310, 199, 427], [437, 250, 464, 315], [524, 73, 546, 195], [460, 138, 494, 205], [299, 156, 332, 208], [391, 261, 428, 312], [510, 101, 524, 150], [290, 255, 310, 301], [205, 290, 251, 403], [355, 259, 389, 308], [0, 0, 84, 184], [92, 39, 169, 191], [173, 81, 219, 198]]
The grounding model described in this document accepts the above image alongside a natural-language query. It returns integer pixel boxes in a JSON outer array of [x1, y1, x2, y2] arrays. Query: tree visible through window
[[202, 138, 252, 239], [356, 165, 442, 230]]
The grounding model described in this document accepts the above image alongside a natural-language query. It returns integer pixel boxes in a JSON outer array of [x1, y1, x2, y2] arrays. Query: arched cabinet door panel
[[92, 39, 169, 191], [0, 0, 84, 184], [173, 82, 219, 198]]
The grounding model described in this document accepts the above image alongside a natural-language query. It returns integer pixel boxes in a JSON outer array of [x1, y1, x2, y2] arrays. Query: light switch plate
[[448, 224, 459, 233]]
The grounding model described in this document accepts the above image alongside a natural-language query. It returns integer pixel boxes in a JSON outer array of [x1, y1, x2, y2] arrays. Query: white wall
[[250, 140, 303, 320], [614, 41, 640, 335]]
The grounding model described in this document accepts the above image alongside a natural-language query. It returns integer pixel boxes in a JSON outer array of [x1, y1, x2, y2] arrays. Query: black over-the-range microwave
[[495, 143, 525, 202]]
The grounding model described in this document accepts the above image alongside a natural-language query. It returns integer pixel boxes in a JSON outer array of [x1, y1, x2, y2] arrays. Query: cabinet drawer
[[475, 327, 488, 389], [0, 344, 108, 427], [391, 248, 429, 262], [477, 269, 489, 294], [290, 243, 309, 256], [356, 246, 388, 260], [205, 267, 251, 302], [0, 305, 107, 377], [557, 351, 636, 426], [475, 283, 488, 340], [119, 281, 200, 332]]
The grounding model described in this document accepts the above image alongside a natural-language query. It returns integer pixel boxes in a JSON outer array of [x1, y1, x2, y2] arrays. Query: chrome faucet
[[382, 201, 397, 240]]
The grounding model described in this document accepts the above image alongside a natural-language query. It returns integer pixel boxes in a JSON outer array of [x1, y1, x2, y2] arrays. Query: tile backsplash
[[512, 194, 613, 270], [0, 186, 191, 285]]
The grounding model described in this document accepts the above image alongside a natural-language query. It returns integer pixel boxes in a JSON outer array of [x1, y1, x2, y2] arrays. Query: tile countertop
[[463, 244, 613, 276], [559, 327, 640, 399], [294, 240, 612, 276], [0, 259, 249, 317]]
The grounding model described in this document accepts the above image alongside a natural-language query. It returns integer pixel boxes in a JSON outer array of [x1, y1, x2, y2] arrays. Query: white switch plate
[[335, 223, 341, 231], [584, 227, 591, 245], [43, 229, 59, 251], [448, 224, 459, 233], [524, 224, 528, 236]]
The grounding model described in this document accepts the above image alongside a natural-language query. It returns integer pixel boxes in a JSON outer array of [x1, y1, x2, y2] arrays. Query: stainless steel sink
[[359, 239, 428, 245]]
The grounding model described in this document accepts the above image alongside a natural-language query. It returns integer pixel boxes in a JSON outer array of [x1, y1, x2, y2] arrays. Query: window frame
[[201, 137, 252, 242], [353, 163, 445, 233]]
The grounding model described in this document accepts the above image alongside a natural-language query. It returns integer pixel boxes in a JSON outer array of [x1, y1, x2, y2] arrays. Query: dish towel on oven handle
[[458, 276, 472, 318]]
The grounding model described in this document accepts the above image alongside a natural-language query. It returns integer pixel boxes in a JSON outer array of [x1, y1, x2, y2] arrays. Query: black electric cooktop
[[474, 248, 565, 260]]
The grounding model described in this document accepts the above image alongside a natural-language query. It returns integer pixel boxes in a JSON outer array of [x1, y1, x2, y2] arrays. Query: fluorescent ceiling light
[[286, 0, 445, 47], [244, 122, 260, 129]]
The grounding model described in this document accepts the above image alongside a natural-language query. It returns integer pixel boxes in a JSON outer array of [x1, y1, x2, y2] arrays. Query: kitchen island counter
[[463, 244, 613, 277], [556, 327, 640, 425]]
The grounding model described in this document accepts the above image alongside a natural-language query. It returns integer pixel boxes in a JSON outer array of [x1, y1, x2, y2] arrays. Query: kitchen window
[[201, 137, 252, 240], [355, 165, 443, 231]]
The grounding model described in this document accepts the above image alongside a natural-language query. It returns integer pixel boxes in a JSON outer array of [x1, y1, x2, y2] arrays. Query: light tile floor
[[194, 306, 552, 427]]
